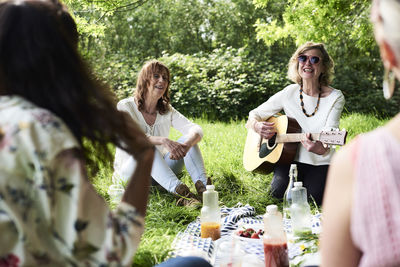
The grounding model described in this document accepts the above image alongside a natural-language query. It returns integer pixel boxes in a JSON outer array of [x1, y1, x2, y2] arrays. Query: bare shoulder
[[386, 113, 400, 142], [324, 141, 356, 207], [320, 140, 361, 267]]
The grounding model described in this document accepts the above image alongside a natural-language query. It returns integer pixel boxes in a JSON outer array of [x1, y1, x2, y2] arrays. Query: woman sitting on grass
[[246, 42, 345, 206], [113, 60, 210, 206], [0, 0, 154, 266], [0, 0, 155, 265], [321, 0, 400, 266], [0, 2, 213, 266]]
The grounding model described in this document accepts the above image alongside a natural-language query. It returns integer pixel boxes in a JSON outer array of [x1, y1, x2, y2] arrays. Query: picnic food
[[201, 222, 221, 240], [237, 227, 264, 239]]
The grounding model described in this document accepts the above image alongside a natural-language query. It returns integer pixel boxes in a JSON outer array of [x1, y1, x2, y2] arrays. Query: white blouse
[[113, 97, 203, 178], [248, 84, 345, 165]]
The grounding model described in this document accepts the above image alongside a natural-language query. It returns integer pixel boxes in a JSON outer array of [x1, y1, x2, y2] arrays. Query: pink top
[[351, 128, 400, 267]]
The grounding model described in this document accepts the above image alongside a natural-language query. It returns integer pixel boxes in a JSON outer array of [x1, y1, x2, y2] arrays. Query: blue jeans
[[152, 136, 207, 193], [116, 136, 207, 193], [155, 256, 212, 267]]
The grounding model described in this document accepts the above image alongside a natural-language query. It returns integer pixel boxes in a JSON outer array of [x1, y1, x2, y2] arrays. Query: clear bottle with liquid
[[283, 164, 298, 219], [200, 185, 221, 240], [263, 205, 289, 267], [290, 181, 312, 236], [218, 240, 244, 267]]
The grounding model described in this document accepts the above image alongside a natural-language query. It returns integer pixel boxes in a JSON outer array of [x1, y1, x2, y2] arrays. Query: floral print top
[[0, 95, 144, 266]]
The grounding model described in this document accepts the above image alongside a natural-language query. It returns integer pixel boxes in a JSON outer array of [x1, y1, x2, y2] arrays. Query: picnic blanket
[[171, 203, 321, 266]]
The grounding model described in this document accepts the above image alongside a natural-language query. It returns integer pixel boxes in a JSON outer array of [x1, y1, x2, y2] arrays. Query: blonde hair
[[379, 0, 400, 63], [287, 42, 334, 86], [134, 60, 171, 115]]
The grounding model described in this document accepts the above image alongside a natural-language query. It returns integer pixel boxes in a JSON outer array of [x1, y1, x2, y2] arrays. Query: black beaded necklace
[[299, 86, 321, 117]]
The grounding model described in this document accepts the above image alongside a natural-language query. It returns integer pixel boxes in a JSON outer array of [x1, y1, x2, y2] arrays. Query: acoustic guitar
[[243, 115, 347, 174]]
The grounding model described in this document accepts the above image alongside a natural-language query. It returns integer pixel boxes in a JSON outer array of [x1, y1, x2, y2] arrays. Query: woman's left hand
[[169, 142, 190, 160], [301, 133, 329, 155]]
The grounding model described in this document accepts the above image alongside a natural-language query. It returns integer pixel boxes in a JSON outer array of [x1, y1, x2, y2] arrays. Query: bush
[[160, 47, 290, 120], [88, 47, 399, 121]]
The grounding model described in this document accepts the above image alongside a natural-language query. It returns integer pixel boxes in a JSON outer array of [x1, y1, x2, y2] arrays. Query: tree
[[63, 0, 148, 52], [253, 0, 374, 53]]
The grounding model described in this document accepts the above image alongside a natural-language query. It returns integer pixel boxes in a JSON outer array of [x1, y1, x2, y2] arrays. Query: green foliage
[[65, 0, 271, 61], [68, 0, 399, 120], [160, 47, 289, 120], [340, 113, 389, 141], [89, 47, 399, 121], [253, 0, 374, 52]]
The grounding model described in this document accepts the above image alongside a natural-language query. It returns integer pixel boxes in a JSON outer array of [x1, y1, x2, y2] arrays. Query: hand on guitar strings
[[254, 121, 276, 139], [301, 133, 330, 155]]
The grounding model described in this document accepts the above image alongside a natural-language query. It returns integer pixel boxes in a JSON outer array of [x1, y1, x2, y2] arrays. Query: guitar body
[[243, 115, 301, 174]]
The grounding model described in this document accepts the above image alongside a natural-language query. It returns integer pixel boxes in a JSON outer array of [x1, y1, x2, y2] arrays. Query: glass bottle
[[283, 164, 297, 219], [290, 181, 312, 236], [200, 185, 221, 240], [218, 240, 244, 267], [263, 205, 289, 267]]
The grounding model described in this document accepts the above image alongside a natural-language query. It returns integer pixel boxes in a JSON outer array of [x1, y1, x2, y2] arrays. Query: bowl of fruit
[[233, 224, 264, 243]]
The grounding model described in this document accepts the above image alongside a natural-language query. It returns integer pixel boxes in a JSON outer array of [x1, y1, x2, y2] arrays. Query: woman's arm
[[51, 148, 148, 265], [117, 113, 154, 216], [165, 107, 203, 159], [246, 118, 276, 139], [246, 88, 287, 139], [121, 145, 154, 216], [320, 142, 361, 267], [325, 91, 345, 129]]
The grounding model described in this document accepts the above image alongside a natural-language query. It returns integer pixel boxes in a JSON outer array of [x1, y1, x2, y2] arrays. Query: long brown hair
[[135, 60, 171, 115], [0, 0, 152, 172]]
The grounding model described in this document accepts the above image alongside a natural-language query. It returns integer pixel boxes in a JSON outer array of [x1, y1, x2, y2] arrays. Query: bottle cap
[[206, 185, 215, 190], [294, 181, 303, 187], [266, 204, 278, 214]]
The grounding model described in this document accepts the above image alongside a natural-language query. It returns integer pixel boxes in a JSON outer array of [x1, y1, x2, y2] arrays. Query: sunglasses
[[298, 55, 321, 64]]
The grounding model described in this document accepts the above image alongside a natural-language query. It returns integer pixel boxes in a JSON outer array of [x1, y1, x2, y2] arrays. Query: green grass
[[92, 113, 389, 266]]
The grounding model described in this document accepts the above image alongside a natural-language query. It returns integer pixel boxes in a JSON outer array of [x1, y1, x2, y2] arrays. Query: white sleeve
[[170, 107, 203, 138], [116, 99, 137, 121], [323, 91, 345, 130], [248, 89, 286, 121]]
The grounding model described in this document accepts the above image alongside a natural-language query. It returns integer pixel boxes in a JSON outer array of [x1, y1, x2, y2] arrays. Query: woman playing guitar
[[246, 42, 345, 206]]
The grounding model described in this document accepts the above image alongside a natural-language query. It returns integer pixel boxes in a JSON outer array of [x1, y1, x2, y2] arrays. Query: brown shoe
[[195, 180, 206, 200], [175, 184, 200, 207], [206, 177, 212, 185]]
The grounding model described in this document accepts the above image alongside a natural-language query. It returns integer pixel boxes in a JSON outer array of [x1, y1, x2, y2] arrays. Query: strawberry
[[245, 228, 255, 234], [251, 233, 259, 239], [242, 231, 250, 238]]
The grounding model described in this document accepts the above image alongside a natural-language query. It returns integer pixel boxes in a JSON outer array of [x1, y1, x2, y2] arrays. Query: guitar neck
[[276, 133, 320, 143]]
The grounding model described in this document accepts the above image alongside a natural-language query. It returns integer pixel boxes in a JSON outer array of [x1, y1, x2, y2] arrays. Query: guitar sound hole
[[268, 134, 277, 148], [259, 134, 277, 158]]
